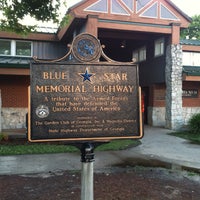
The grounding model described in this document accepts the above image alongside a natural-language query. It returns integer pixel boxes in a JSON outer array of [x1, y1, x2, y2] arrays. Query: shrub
[[0, 134, 3, 141], [188, 113, 200, 134], [0, 133, 9, 141]]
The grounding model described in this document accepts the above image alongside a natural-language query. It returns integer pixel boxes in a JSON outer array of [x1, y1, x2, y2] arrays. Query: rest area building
[[0, 0, 200, 131]]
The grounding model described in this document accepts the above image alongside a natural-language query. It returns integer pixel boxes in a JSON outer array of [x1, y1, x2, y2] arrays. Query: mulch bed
[[1, 167, 200, 200]]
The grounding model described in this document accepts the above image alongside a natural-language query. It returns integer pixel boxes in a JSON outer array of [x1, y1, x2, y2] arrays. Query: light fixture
[[121, 40, 126, 48]]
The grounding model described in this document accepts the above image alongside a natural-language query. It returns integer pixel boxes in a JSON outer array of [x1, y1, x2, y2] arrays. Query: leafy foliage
[[188, 113, 200, 134], [0, 133, 8, 141], [0, 0, 63, 34], [60, 14, 71, 28], [181, 15, 200, 40]]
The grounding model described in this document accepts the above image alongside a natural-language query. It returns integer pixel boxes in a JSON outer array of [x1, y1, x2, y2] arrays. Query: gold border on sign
[[28, 66, 143, 142], [139, 87, 143, 137], [28, 86, 31, 142]]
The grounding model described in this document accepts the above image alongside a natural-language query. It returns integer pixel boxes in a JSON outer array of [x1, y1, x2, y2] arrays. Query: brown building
[[0, 0, 200, 131]]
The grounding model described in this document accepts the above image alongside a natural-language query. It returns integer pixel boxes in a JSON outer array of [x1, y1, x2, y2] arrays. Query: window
[[160, 4, 179, 20], [122, 0, 134, 12], [132, 51, 139, 62], [140, 2, 158, 18], [16, 41, 32, 56], [0, 40, 32, 57], [132, 46, 146, 62], [137, 0, 152, 12], [0, 40, 11, 55], [139, 46, 146, 61], [84, 0, 108, 13], [111, 0, 129, 15], [154, 38, 164, 57]]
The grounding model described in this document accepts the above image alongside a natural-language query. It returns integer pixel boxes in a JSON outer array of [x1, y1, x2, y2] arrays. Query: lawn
[[169, 131, 200, 144], [0, 139, 141, 155]]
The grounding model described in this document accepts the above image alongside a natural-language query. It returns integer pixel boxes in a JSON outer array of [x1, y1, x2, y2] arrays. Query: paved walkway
[[0, 126, 200, 175]]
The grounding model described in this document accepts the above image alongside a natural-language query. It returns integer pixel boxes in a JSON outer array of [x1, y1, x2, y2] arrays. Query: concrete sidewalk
[[0, 126, 200, 175]]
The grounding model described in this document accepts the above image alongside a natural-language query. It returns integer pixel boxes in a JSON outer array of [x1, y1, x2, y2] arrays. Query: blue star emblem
[[80, 69, 94, 82]]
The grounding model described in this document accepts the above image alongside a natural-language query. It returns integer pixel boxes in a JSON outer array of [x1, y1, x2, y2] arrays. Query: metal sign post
[[80, 143, 94, 200]]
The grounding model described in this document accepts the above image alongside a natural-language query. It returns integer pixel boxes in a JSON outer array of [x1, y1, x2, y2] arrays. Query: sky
[[171, 0, 200, 16]]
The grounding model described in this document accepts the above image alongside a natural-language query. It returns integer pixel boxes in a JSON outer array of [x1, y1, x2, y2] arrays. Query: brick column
[[165, 44, 183, 130]]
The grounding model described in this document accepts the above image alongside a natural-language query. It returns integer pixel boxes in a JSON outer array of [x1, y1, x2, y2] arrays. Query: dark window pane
[[0, 40, 11, 55], [16, 41, 32, 56]]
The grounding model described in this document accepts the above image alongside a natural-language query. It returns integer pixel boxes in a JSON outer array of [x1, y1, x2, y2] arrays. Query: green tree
[[0, 0, 68, 34], [181, 15, 200, 40]]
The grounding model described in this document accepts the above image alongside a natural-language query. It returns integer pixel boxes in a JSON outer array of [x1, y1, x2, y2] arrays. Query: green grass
[[0, 143, 78, 156], [169, 131, 200, 144], [0, 139, 140, 156], [96, 139, 140, 151]]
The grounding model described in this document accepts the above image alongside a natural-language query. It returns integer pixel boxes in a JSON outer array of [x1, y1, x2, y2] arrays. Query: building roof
[[35, 26, 58, 34], [0, 56, 31, 68], [69, 0, 192, 23], [57, 0, 192, 41], [183, 66, 200, 76], [180, 39, 200, 46]]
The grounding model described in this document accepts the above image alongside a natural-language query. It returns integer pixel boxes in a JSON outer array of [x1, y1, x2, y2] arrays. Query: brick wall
[[149, 83, 200, 108], [0, 75, 30, 107], [149, 84, 166, 107]]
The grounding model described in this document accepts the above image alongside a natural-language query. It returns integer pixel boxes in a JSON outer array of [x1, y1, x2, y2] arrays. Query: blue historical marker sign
[[28, 63, 143, 142]]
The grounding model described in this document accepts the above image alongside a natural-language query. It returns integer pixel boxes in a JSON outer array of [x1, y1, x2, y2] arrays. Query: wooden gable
[[70, 0, 191, 27], [57, 0, 191, 42]]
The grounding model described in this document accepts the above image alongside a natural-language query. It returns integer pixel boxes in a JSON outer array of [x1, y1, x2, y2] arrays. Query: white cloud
[[171, 0, 200, 17]]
